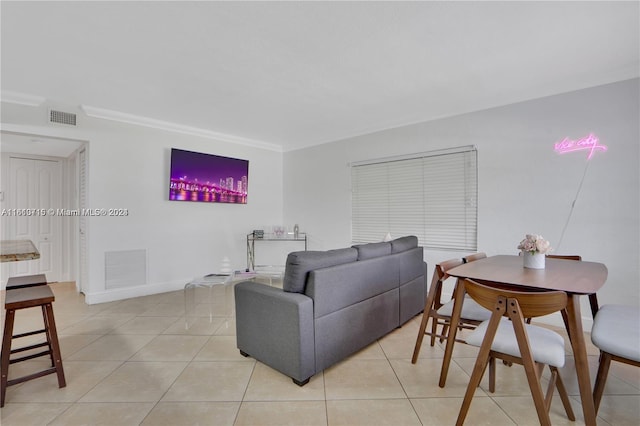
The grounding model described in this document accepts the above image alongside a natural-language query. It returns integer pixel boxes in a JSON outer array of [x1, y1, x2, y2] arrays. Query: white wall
[[1, 102, 284, 302], [2, 79, 637, 315], [283, 79, 640, 326]]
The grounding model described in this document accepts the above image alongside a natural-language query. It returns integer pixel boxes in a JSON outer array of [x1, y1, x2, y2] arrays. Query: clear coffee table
[[184, 274, 232, 329], [233, 265, 284, 286]]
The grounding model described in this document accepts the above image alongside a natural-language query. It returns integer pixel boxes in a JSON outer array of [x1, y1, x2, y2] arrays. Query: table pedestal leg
[[565, 294, 597, 426]]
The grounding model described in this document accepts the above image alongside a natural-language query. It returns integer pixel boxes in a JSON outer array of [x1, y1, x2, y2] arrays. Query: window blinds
[[351, 146, 477, 251]]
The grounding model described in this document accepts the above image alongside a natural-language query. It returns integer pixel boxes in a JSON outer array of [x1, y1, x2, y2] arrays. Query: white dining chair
[[591, 304, 640, 413], [455, 278, 575, 426], [434, 253, 492, 344], [412, 256, 492, 364]]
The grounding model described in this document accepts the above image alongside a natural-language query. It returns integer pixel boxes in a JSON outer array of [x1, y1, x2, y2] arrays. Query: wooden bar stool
[[6, 274, 47, 290], [1, 285, 66, 407]]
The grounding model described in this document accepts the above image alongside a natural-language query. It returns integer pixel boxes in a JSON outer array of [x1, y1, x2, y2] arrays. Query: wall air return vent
[[105, 249, 147, 289], [49, 109, 77, 126]]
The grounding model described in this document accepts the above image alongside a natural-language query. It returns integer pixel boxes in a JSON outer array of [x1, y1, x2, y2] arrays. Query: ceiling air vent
[[49, 109, 77, 126]]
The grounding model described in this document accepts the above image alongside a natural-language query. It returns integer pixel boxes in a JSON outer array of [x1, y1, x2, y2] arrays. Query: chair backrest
[[463, 252, 487, 263], [463, 278, 567, 319], [436, 258, 464, 280], [428, 258, 464, 310], [546, 254, 582, 261]]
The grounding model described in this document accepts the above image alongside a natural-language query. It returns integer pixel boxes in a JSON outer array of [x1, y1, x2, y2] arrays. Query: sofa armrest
[[234, 281, 315, 383]]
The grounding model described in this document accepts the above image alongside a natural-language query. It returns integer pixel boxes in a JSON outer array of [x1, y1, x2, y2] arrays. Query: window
[[351, 146, 477, 251]]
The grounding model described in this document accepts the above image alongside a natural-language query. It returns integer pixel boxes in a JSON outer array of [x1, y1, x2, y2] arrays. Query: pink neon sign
[[554, 133, 607, 160]]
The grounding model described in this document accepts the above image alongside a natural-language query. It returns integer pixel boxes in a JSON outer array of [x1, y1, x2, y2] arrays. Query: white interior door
[[9, 156, 62, 281], [10, 158, 33, 277]]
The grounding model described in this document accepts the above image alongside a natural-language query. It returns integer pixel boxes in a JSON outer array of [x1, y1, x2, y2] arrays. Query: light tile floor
[[1, 281, 639, 425]]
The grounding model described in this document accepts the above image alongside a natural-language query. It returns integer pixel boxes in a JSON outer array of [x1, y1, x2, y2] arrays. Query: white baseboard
[[83, 279, 186, 304]]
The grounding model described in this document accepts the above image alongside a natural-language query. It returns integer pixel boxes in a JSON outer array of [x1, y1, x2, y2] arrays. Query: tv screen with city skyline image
[[169, 148, 249, 204]]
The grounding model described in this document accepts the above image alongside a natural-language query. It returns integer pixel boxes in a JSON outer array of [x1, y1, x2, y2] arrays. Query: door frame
[[0, 128, 89, 291]]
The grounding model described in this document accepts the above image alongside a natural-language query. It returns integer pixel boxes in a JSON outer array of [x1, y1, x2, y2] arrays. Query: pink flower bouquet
[[517, 234, 552, 255]]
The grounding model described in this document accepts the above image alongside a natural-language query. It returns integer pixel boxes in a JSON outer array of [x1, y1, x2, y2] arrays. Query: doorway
[[1, 131, 87, 291]]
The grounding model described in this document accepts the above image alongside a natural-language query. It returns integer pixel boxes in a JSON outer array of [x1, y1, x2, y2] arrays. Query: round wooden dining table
[[443, 255, 608, 426]]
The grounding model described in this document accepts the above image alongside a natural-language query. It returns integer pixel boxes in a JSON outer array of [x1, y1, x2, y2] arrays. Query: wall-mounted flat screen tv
[[169, 148, 249, 204]]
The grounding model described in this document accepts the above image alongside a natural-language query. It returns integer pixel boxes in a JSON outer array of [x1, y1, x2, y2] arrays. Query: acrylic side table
[[184, 274, 232, 329], [232, 265, 284, 287]]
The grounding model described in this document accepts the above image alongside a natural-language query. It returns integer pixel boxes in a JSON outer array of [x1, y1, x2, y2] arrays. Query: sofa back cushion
[[391, 236, 418, 253], [283, 248, 358, 293], [351, 242, 392, 260], [394, 246, 425, 283], [306, 255, 399, 318]]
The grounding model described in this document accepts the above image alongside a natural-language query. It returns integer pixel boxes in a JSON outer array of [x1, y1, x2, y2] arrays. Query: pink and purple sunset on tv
[[169, 148, 249, 204]]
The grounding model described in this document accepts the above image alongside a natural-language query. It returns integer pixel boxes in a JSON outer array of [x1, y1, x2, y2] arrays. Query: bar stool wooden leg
[[44, 303, 66, 387], [1, 308, 17, 407], [41, 305, 55, 367]]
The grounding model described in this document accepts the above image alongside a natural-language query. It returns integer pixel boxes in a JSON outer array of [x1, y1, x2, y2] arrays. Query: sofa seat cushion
[[283, 248, 358, 293]]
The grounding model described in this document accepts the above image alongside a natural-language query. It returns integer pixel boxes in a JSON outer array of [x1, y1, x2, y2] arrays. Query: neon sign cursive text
[[554, 133, 607, 160]]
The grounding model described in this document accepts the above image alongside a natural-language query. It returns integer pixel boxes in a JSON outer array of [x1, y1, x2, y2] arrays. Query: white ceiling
[[1, 1, 638, 152]]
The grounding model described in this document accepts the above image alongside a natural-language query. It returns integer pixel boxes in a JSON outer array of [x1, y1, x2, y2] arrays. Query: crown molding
[[1, 91, 46, 107], [0, 123, 90, 142], [80, 105, 282, 152]]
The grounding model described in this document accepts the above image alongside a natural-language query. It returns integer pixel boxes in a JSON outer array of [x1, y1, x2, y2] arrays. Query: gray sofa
[[234, 235, 427, 385]]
